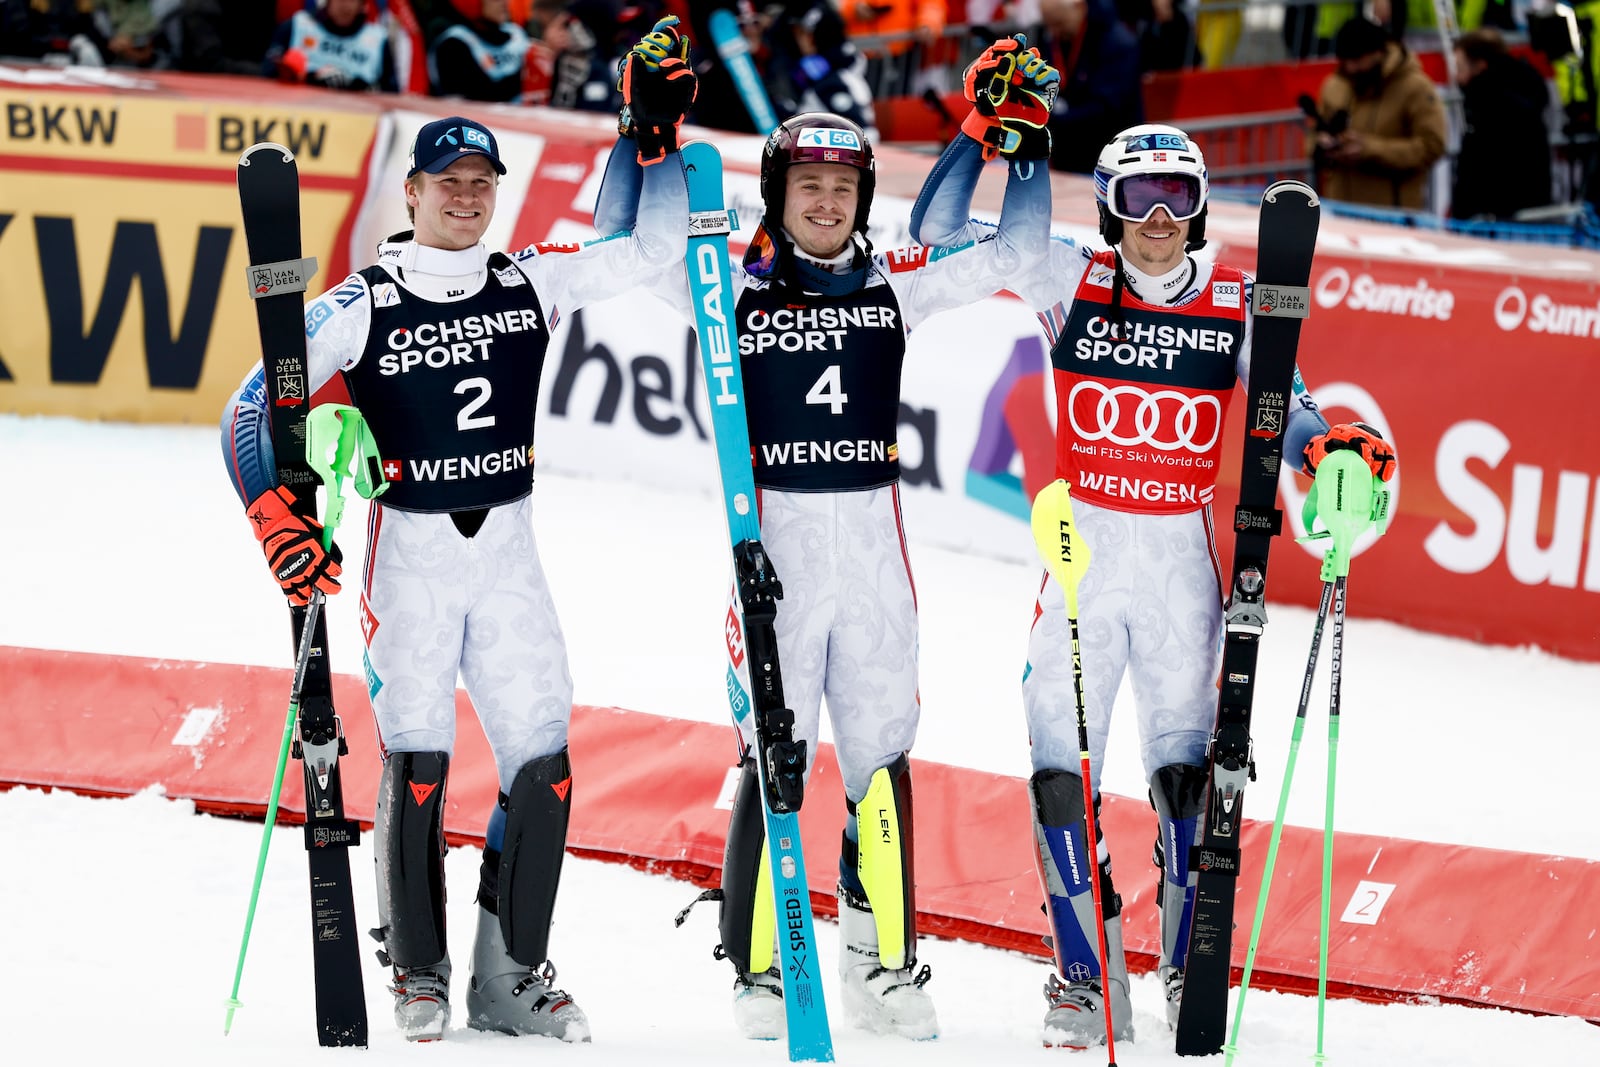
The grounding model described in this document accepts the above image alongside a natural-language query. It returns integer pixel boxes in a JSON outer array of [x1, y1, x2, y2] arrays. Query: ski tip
[[1262, 179, 1319, 208], [237, 142, 295, 168]]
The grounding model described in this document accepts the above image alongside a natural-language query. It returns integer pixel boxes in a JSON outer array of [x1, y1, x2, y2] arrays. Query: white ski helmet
[[1093, 124, 1210, 250]]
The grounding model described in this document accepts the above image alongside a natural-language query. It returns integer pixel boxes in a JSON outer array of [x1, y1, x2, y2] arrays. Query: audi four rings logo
[[1068, 382, 1222, 452]]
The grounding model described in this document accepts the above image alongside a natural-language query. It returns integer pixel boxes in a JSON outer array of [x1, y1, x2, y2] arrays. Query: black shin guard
[[1149, 762, 1209, 967], [481, 749, 573, 968], [374, 750, 450, 967], [717, 756, 768, 975], [1031, 768, 1122, 921]]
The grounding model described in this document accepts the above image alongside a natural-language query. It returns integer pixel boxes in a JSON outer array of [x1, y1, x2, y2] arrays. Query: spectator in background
[[1117, 0, 1194, 71], [264, 0, 398, 91], [169, 0, 278, 75], [1194, 0, 1239, 70], [765, 0, 877, 131], [1451, 27, 1552, 220], [686, 1, 876, 138], [92, 0, 181, 67], [840, 0, 942, 95], [1036, 0, 1144, 174], [0, 0, 105, 64], [427, 0, 531, 101], [964, 0, 1042, 28], [840, 0, 943, 54], [522, 0, 612, 109], [1308, 15, 1446, 209]]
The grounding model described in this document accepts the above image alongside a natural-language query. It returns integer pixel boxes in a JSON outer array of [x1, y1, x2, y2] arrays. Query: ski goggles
[[1104, 172, 1205, 223]]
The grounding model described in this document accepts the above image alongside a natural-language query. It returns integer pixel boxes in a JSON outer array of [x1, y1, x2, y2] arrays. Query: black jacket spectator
[[170, 0, 278, 76], [1038, 0, 1145, 173], [1451, 29, 1553, 220], [0, 0, 103, 63]]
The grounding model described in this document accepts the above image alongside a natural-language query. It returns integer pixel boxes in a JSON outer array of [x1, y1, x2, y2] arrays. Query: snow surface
[[2, 414, 1597, 1064]]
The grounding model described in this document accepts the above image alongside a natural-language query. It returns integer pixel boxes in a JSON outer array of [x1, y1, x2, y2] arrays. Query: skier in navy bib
[[222, 21, 696, 1043], [598, 34, 1062, 1044], [913, 121, 1398, 1047]]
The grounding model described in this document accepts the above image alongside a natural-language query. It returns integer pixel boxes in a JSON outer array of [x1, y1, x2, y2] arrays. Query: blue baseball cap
[[408, 117, 507, 177]]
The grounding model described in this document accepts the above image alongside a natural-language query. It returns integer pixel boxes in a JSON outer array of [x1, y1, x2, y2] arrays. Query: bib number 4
[[805, 364, 849, 415]]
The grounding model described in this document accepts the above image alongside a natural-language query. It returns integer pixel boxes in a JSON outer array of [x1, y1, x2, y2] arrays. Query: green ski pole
[[1220, 449, 1390, 1064], [224, 404, 386, 1035]]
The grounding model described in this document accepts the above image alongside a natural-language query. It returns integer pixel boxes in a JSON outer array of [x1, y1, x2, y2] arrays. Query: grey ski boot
[[1042, 911, 1135, 1049], [466, 905, 590, 1041], [387, 958, 451, 1042]]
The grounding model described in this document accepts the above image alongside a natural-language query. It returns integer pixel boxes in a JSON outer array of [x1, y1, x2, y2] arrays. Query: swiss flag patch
[[381, 458, 403, 482]]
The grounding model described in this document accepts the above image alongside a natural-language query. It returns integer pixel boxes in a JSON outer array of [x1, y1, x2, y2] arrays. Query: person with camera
[[1306, 15, 1447, 209]]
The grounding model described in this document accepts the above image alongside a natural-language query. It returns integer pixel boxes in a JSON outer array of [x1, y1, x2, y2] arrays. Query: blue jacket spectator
[[264, 0, 398, 91], [426, 0, 531, 102]]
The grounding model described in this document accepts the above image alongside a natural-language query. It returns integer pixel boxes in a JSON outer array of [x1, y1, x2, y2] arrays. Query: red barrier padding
[[3, 645, 1595, 1020]]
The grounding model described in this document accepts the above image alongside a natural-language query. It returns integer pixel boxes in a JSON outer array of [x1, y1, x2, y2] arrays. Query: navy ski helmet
[[759, 113, 876, 239], [1093, 124, 1210, 251]]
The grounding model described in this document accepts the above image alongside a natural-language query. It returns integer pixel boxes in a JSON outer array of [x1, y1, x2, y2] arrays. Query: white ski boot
[[1161, 964, 1185, 1029], [1041, 917, 1135, 1048], [389, 959, 451, 1042], [466, 906, 590, 1041], [838, 891, 938, 1040], [732, 966, 785, 1040]]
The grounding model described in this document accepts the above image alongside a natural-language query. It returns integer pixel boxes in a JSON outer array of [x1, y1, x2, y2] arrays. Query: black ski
[[237, 142, 368, 1048], [1175, 180, 1321, 1056]]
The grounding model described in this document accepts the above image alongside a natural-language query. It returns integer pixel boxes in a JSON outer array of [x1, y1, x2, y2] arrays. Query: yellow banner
[[1, 87, 378, 175], [0, 89, 377, 422], [0, 172, 361, 422]]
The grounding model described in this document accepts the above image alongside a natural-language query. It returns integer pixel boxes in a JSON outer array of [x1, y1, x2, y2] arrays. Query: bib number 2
[[455, 376, 495, 430]]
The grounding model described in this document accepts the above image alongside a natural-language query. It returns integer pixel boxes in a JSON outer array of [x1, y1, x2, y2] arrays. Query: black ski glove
[[617, 15, 698, 166]]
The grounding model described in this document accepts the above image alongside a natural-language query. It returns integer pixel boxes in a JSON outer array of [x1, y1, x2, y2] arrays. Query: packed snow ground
[[2, 414, 1597, 1063]]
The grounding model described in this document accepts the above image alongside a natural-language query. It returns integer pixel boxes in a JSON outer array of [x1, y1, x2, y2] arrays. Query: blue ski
[[681, 139, 834, 1063], [708, 8, 779, 133]]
